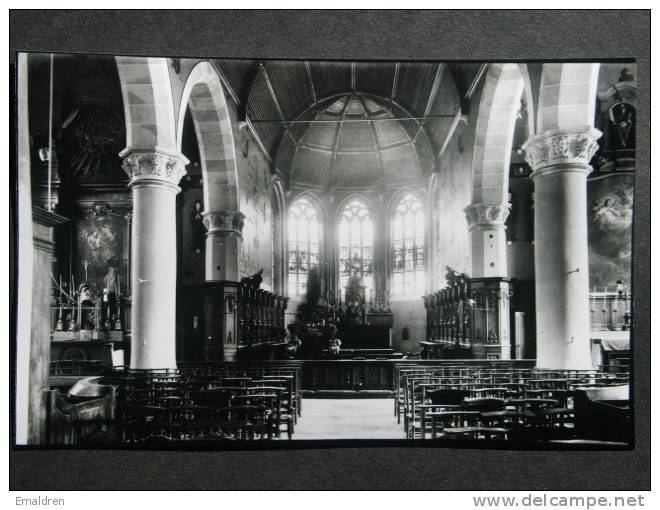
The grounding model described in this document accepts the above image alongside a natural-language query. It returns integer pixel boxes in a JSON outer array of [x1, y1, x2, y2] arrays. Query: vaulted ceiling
[[213, 60, 488, 190]]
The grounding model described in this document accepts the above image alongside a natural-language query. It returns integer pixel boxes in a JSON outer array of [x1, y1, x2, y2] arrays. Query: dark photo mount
[[9, 10, 650, 491]]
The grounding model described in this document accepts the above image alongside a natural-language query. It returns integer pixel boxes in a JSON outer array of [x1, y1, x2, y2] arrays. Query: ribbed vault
[[276, 93, 432, 191]]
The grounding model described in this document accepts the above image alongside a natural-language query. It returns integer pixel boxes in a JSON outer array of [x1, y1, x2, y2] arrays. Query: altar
[[339, 324, 392, 350]]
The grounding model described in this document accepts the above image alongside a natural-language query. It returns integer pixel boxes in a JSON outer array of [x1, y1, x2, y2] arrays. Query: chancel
[[14, 54, 635, 446]]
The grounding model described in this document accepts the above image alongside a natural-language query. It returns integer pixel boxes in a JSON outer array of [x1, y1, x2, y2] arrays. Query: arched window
[[391, 192, 425, 297], [287, 197, 321, 297], [338, 198, 374, 299]]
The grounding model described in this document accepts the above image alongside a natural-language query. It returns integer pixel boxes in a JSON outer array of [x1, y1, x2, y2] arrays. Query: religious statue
[[241, 269, 264, 290], [190, 199, 206, 255], [329, 338, 342, 358], [609, 101, 635, 150]]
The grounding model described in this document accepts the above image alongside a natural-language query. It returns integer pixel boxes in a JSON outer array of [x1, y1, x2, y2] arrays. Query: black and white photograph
[[8, 8, 651, 494], [12, 53, 637, 446]]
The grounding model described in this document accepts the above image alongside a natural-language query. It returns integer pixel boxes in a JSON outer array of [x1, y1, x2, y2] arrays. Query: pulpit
[[469, 278, 512, 360]]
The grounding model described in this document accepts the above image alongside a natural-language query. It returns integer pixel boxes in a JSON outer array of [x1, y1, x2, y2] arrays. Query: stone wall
[[234, 121, 275, 289], [432, 114, 474, 285]]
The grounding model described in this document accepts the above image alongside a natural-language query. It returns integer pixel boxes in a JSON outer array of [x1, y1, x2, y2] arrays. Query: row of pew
[[104, 362, 303, 443], [394, 363, 630, 441]]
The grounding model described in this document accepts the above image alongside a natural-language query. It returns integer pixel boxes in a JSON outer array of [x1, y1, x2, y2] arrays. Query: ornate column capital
[[120, 147, 189, 187], [203, 210, 246, 236], [522, 126, 601, 177], [463, 202, 510, 230]]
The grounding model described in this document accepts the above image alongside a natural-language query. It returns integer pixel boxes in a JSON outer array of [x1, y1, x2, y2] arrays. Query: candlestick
[[55, 302, 63, 332]]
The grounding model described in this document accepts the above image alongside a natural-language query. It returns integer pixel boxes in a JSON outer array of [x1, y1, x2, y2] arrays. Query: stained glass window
[[391, 192, 425, 296], [287, 197, 321, 297], [338, 199, 374, 298]]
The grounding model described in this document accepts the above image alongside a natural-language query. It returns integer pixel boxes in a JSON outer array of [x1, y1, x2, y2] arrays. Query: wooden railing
[[301, 359, 536, 394]]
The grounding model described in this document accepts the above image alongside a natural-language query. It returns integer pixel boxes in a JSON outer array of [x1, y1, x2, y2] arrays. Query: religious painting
[[75, 208, 128, 297], [179, 187, 206, 284], [588, 174, 634, 290]]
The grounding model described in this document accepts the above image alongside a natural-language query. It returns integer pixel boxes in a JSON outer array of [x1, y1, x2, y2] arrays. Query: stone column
[[121, 148, 188, 369], [523, 126, 601, 370], [200, 211, 244, 362], [200, 281, 240, 362], [463, 202, 510, 278], [464, 203, 512, 360], [202, 209, 245, 282]]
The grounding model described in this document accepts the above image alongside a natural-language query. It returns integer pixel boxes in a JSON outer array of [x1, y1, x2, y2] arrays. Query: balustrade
[[589, 291, 632, 331]]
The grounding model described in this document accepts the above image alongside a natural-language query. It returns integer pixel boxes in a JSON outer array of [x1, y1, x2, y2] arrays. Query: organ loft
[[14, 55, 635, 445]]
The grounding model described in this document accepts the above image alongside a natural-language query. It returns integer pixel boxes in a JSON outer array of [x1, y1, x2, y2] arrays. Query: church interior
[[13, 54, 635, 446]]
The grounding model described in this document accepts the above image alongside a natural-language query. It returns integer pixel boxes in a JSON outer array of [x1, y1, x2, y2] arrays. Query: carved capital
[[522, 126, 601, 174], [203, 210, 245, 236], [120, 148, 189, 187], [463, 202, 510, 230]]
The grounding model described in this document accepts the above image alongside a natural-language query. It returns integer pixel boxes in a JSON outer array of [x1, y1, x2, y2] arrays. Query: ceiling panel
[[214, 59, 256, 101], [246, 69, 285, 154], [211, 58, 467, 187], [380, 145, 420, 182], [300, 122, 339, 150], [264, 61, 314, 120], [333, 152, 381, 187], [394, 62, 439, 116], [355, 62, 396, 97], [291, 146, 331, 188], [336, 122, 377, 152], [373, 119, 410, 148], [308, 61, 352, 98]]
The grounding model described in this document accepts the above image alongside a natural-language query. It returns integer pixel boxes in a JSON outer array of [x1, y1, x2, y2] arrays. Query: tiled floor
[[294, 398, 405, 440]]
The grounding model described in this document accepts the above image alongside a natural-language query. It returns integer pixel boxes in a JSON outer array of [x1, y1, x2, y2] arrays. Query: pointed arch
[[517, 63, 536, 139], [389, 189, 426, 297], [536, 63, 600, 133], [334, 192, 375, 218], [177, 61, 240, 212], [336, 195, 375, 298], [286, 189, 328, 224], [115, 56, 178, 151], [386, 186, 424, 218], [287, 193, 323, 297], [471, 63, 526, 205]]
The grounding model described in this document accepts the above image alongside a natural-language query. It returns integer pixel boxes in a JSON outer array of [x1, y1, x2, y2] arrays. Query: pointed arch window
[[391, 192, 425, 297], [287, 197, 321, 297], [338, 198, 374, 298]]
